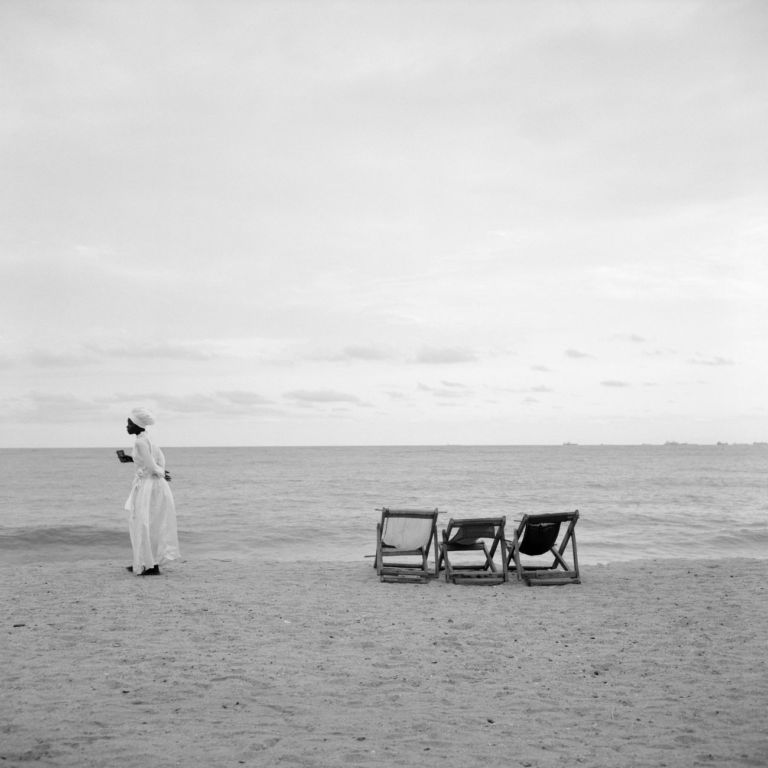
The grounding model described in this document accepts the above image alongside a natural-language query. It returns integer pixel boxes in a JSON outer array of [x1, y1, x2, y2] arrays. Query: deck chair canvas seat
[[439, 517, 507, 585], [375, 508, 439, 582], [507, 510, 580, 585]]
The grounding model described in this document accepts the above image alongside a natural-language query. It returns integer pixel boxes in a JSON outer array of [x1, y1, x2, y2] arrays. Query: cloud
[[112, 391, 276, 416], [531, 365, 552, 372], [87, 340, 224, 361], [26, 350, 97, 367], [337, 345, 394, 361], [9, 341, 229, 369], [415, 346, 477, 364], [0, 392, 107, 422], [216, 390, 273, 406], [114, 393, 225, 414], [495, 384, 554, 395], [601, 380, 630, 388], [418, 382, 472, 399], [644, 348, 678, 358], [5, 338, 287, 370], [688, 355, 735, 367], [613, 333, 647, 343], [565, 348, 593, 359], [284, 389, 364, 405]]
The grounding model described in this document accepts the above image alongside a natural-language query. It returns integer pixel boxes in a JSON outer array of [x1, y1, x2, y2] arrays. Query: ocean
[[1, 444, 766, 567]]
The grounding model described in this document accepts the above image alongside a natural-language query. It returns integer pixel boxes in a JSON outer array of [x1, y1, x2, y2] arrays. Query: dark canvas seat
[[507, 510, 580, 585], [439, 517, 507, 585], [375, 508, 439, 582]]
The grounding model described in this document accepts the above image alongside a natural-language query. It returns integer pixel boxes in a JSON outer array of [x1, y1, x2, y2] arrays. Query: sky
[[1, 0, 766, 447]]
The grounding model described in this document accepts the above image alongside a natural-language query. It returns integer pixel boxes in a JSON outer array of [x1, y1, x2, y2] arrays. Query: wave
[[0, 524, 126, 550]]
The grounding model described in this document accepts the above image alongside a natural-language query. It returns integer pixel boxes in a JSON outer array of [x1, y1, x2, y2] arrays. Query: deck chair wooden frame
[[507, 510, 580, 586], [375, 508, 439, 583], [439, 517, 507, 585]]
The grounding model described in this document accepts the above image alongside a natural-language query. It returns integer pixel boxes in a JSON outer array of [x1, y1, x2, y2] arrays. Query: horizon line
[[1, 441, 764, 450]]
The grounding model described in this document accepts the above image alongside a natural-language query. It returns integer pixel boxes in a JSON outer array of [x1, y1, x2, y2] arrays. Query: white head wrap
[[129, 407, 156, 428]]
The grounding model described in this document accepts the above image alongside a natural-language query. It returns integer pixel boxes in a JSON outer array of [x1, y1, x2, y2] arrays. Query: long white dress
[[124, 432, 180, 574]]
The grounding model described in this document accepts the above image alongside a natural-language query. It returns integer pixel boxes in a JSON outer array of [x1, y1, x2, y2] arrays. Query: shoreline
[[3, 557, 767, 767]]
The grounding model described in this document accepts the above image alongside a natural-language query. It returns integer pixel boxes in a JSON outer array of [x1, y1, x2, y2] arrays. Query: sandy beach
[[2, 557, 767, 767]]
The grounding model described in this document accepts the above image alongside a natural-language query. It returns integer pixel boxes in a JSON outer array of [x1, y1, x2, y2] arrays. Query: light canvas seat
[[507, 510, 580, 585], [375, 508, 439, 582], [439, 517, 507, 585]]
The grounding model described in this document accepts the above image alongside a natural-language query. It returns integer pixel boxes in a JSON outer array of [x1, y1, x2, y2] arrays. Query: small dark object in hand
[[116, 450, 133, 463]]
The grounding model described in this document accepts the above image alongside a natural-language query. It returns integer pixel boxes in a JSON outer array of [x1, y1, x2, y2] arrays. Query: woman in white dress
[[123, 408, 180, 576]]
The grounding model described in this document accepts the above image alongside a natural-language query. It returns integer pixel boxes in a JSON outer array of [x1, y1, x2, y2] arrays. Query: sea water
[[0, 444, 766, 566]]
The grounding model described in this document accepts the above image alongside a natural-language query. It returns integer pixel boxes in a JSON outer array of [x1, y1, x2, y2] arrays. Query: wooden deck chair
[[375, 508, 439, 582], [439, 517, 507, 585], [507, 510, 580, 585]]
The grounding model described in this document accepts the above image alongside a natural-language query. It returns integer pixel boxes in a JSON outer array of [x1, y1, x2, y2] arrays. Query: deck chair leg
[[482, 542, 495, 572], [549, 547, 570, 571], [552, 525, 578, 574], [510, 543, 520, 580], [570, 530, 579, 580], [510, 546, 522, 581]]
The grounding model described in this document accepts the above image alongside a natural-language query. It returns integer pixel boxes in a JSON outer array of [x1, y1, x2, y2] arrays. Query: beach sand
[[2, 557, 767, 767]]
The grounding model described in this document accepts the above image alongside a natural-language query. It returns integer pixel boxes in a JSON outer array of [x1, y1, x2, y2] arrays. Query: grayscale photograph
[[1, 2, 766, 766]]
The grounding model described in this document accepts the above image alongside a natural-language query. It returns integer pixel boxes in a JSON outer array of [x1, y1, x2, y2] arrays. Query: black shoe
[[126, 566, 134, 572], [141, 565, 161, 576]]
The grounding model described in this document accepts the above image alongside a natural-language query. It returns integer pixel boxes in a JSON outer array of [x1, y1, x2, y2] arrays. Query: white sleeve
[[135, 438, 164, 476]]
